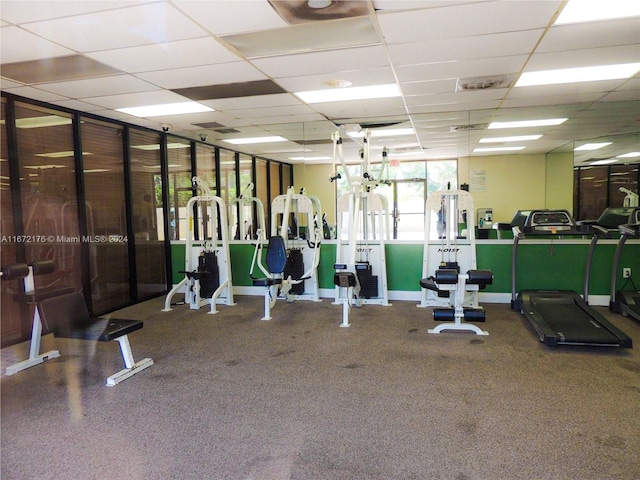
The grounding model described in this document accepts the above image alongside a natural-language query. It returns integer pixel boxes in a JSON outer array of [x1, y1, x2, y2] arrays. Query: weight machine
[[419, 189, 491, 335], [331, 129, 391, 328], [162, 177, 235, 314], [249, 186, 322, 320], [620, 187, 639, 208]]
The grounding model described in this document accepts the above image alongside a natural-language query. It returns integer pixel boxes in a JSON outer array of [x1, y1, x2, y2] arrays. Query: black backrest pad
[[38, 291, 91, 334], [266, 236, 287, 274]]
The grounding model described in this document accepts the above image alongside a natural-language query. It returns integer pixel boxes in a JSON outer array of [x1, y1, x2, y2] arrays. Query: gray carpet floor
[[1, 295, 639, 480]]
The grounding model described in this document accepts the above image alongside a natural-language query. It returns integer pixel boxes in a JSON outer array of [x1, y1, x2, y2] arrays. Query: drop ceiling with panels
[[1, 0, 639, 166]]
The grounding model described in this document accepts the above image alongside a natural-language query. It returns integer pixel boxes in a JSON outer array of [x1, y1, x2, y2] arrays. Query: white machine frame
[[163, 176, 235, 314], [250, 186, 322, 320], [331, 129, 391, 328], [3, 265, 61, 376], [419, 189, 488, 335]]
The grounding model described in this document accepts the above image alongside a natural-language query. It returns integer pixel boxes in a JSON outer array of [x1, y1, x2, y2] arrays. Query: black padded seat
[[253, 277, 283, 287], [38, 291, 143, 342], [17, 285, 75, 304]]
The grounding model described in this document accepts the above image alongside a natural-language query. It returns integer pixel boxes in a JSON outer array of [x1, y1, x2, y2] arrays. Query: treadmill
[[609, 221, 640, 323], [511, 210, 632, 348]]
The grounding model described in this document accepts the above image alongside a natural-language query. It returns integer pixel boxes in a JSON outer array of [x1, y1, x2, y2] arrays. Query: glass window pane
[[196, 144, 216, 192], [81, 118, 130, 312], [579, 166, 608, 220], [1, 98, 24, 346], [130, 129, 167, 300], [15, 103, 80, 294], [218, 148, 236, 207], [167, 137, 192, 241]]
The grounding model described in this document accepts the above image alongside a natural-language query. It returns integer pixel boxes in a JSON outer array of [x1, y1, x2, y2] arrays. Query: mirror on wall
[[573, 132, 640, 221]]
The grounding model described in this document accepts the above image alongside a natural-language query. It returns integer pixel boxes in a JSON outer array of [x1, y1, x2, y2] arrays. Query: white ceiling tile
[[136, 62, 268, 90], [395, 55, 528, 83], [0, 26, 75, 63], [36, 75, 159, 98], [80, 90, 193, 109], [2, 85, 67, 102], [408, 100, 502, 115], [378, 1, 562, 44], [219, 104, 316, 119], [201, 93, 302, 111], [273, 67, 397, 92], [401, 80, 458, 96], [172, 0, 287, 36], [501, 93, 605, 109], [525, 44, 640, 71], [250, 46, 389, 78], [0, 77, 23, 89], [49, 99, 107, 112], [21, 3, 208, 52], [310, 97, 407, 119], [87, 38, 241, 73], [538, 17, 640, 54], [0, 1, 141, 24], [246, 113, 327, 126], [387, 30, 543, 66]]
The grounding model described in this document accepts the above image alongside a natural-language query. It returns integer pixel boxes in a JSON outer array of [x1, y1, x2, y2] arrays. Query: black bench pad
[[253, 278, 283, 287], [55, 317, 143, 342], [17, 285, 75, 303], [38, 291, 143, 342]]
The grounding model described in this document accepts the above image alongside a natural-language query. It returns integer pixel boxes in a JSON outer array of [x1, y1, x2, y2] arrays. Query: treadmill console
[[524, 210, 577, 234]]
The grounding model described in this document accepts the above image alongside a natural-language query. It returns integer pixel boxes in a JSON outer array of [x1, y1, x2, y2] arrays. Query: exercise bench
[[2, 260, 74, 376], [38, 292, 153, 386]]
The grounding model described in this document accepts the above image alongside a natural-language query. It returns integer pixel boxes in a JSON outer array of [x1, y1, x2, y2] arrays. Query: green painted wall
[[170, 240, 640, 297]]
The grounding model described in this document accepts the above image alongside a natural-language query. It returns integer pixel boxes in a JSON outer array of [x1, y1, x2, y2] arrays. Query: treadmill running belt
[[530, 296, 620, 345]]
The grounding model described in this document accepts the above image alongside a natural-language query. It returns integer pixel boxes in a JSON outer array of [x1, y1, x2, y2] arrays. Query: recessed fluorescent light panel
[[488, 118, 567, 129], [555, 0, 640, 25], [117, 102, 213, 118], [575, 142, 612, 151], [295, 84, 401, 104], [479, 135, 542, 143], [516, 63, 640, 87], [473, 146, 526, 153], [223, 136, 288, 145], [617, 152, 640, 158], [590, 159, 618, 165]]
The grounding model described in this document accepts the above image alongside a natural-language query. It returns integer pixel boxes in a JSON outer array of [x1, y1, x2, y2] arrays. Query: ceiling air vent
[[455, 74, 515, 92], [449, 124, 487, 132]]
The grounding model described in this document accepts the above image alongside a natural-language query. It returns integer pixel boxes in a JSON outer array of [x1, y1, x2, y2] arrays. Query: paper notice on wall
[[470, 169, 486, 192]]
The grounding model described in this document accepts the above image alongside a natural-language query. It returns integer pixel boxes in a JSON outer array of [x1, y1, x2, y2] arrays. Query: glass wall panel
[[255, 158, 269, 236], [195, 144, 216, 192], [15, 103, 80, 294], [269, 161, 281, 204], [130, 129, 167, 300], [578, 166, 608, 220], [282, 163, 292, 190], [81, 118, 130, 313], [218, 148, 236, 208], [167, 137, 192, 241], [1, 98, 23, 346], [232, 154, 255, 239]]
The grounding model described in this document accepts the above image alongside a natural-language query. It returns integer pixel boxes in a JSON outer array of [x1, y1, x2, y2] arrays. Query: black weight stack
[[284, 249, 305, 294], [356, 263, 378, 299], [198, 251, 219, 298]]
